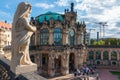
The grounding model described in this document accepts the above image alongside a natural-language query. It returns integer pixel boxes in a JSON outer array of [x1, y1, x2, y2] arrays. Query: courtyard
[[48, 69, 120, 80]]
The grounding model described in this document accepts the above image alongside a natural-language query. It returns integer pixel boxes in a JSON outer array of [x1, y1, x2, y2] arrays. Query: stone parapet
[[0, 55, 47, 80]]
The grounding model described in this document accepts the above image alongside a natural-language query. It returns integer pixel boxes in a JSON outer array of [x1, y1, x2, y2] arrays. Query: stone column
[[77, 51, 82, 68], [76, 32, 81, 45], [49, 29, 54, 45], [74, 52, 78, 69], [79, 50, 84, 66], [63, 29, 69, 45], [48, 55, 55, 77], [66, 30, 69, 45], [38, 53, 42, 74], [61, 51, 69, 75]]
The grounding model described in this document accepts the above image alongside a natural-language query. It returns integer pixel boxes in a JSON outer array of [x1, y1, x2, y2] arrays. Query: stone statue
[[11, 2, 36, 67]]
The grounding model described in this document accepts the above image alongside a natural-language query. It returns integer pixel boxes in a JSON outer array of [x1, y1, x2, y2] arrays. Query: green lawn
[[110, 71, 120, 79]]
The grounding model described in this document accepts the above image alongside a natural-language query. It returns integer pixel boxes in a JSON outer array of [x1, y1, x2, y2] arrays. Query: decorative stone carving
[[11, 2, 37, 74]]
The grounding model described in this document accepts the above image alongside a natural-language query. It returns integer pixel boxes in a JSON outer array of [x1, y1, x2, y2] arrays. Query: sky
[[0, 0, 120, 39]]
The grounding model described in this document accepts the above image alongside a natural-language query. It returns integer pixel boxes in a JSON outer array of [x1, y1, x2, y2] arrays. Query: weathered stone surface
[[19, 72, 48, 80], [0, 55, 47, 80], [14, 64, 37, 75], [11, 2, 37, 75]]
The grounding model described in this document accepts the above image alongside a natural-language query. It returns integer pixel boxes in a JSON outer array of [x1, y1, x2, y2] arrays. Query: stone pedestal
[[11, 64, 37, 75]]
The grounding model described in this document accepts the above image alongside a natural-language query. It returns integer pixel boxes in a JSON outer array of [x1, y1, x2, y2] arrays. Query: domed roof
[[35, 11, 64, 23]]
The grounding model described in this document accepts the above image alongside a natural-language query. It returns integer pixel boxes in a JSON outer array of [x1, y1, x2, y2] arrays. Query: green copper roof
[[36, 11, 64, 23]]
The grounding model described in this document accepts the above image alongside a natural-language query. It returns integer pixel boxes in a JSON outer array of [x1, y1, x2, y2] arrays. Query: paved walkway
[[49, 74, 96, 80], [98, 69, 119, 80]]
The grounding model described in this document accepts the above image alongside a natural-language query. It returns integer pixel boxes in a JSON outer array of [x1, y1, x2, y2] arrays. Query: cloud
[[55, 0, 69, 7], [0, 10, 11, 18], [34, 3, 54, 9], [74, 0, 120, 38], [75, 0, 82, 3]]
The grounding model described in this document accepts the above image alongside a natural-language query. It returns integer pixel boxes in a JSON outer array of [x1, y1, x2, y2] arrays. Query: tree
[[93, 40, 105, 45]]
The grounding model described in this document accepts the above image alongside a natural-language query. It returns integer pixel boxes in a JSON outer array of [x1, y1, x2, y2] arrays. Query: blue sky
[[0, 0, 120, 39]]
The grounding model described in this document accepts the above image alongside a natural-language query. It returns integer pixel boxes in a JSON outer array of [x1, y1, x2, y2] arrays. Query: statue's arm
[[23, 18, 36, 32]]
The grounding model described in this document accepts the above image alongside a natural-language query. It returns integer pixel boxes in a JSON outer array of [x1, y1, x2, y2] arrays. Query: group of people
[[74, 65, 96, 77]]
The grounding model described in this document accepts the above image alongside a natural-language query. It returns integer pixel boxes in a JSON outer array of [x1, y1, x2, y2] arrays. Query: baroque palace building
[[30, 3, 87, 77], [87, 45, 120, 67]]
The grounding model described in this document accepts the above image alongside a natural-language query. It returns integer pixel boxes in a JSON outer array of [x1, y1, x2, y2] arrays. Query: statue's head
[[13, 2, 32, 21]]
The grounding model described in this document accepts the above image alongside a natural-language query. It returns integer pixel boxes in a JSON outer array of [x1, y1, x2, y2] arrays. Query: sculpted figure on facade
[[11, 2, 36, 66]]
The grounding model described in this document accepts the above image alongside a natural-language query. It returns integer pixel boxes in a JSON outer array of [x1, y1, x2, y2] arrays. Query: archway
[[112, 62, 116, 65], [96, 61, 100, 65], [69, 53, 75, 72]]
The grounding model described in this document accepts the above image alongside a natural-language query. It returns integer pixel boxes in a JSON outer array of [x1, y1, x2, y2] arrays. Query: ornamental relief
[[41, 25, 49, 30]]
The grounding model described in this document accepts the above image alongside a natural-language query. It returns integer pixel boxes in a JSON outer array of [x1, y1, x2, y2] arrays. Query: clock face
[[69, 29, 74, 36]]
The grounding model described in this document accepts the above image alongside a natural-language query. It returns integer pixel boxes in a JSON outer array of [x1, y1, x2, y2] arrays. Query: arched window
[[103, 51, 109, 60], [111, 51, 117, 60], [54, 28, 62, 45], [69, 28, 75, 45], [96, 51, 101, 60], [40, 29, 49, 45], [88, 51, 94, 60]]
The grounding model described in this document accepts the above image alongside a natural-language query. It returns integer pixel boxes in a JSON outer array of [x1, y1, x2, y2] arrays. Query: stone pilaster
[[66, 30, 69, 45], [75, 50, 84, 69], [38, 54, 42, 74], [61, 51, 69, 75], [63, 30, 69, 45], [48, 55, 55, 77], [83, 50, 87, 63], [76, 32, 81, 45], [77, 52, 82, 68], [49, 29, 54, 45]]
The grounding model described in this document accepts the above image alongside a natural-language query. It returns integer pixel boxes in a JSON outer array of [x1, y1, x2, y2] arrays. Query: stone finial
[[71, 2, 74, 12]]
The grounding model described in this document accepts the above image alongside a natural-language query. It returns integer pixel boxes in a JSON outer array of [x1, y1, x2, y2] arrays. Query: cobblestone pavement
[[98, 69, 119, 80]]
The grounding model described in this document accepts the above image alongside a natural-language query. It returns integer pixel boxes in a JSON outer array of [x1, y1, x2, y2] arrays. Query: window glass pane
[[54, 28, 62, 45], [69, 28, 75, 45], [96, 51, 101, 60], [88, 51, 94, 60], [111, 51, 117, 60], [40, 29, 49, 45], [103, 51, 108, 60]]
